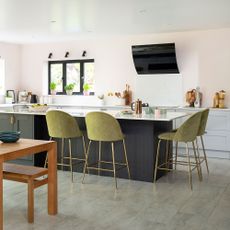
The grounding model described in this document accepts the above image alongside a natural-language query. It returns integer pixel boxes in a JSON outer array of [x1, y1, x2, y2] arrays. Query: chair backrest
[[85, 112, 124, 142], [46, 110, 82, 138], [174, 111, 202, 142], [197, 109, 209, 136]]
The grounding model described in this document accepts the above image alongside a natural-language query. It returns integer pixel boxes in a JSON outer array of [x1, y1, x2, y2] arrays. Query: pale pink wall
[[0, 42, 21, 93], [20, 28, 230, 107]]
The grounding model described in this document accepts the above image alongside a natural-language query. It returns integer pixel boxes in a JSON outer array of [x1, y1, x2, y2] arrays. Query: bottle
[[213, 92, 219, 108], [194, 87, 201, 108]]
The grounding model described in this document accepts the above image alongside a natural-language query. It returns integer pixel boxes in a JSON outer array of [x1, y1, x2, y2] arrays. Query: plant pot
[[50, 90, 56, 95], [66, 90, 73, 95], [83, 91, 89, 96]]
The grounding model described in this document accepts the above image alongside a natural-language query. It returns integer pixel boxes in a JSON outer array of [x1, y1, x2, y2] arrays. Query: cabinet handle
[[10, 115, 15, 125]]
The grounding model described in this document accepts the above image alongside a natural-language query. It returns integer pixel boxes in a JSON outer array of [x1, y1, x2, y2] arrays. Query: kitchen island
[[0, 105, 187, 182]]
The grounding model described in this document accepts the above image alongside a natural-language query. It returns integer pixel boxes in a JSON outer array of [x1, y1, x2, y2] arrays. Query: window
[[48, 59, 94, 95], [0, 59, 5, 95]]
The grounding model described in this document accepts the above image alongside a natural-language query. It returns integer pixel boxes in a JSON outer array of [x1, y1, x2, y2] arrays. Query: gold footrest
[[87, 161, 127, 172]]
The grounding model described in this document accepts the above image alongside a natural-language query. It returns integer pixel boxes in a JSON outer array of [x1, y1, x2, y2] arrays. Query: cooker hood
[[132, 43, 180, 75]]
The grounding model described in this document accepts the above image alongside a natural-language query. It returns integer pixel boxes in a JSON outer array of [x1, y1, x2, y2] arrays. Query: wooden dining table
[[0, 138, 57, 230]]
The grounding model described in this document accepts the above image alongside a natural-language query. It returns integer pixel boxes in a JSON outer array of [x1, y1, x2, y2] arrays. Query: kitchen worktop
[[0, 104, 187, 121]]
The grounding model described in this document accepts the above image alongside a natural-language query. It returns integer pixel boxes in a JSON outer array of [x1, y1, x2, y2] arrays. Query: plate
[[121, 110, 133, 115]]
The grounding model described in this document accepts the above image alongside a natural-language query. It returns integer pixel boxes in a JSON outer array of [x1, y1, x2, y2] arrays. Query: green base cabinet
[[0, 113, 34, 162]]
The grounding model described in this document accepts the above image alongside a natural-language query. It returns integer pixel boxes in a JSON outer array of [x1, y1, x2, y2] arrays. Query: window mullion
[[63, 63, 67, 93], [48, 62, 51, 94], [80, 61, 84, 93]]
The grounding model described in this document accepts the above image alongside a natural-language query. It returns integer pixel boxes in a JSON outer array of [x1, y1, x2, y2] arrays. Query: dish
[[0, 131, 20, 143], [28, 104, 48, 112], [121, 110, 133, 115]]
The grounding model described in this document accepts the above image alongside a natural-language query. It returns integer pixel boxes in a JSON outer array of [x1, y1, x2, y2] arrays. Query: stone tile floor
[[3, 158, 230, 230]]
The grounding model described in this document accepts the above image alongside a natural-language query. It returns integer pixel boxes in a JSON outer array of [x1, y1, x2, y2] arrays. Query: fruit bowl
[[28, 104, 48, 112], [0, 131, 21, 143]]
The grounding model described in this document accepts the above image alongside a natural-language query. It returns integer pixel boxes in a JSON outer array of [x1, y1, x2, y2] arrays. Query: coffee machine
[[18, 91, 29, 103]]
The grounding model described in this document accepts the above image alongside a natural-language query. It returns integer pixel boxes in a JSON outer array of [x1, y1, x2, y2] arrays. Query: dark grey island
[[0, 106, 187, 182]]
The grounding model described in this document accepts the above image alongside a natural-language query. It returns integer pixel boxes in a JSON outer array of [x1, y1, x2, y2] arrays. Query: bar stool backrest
[[85, 112, 124, 142], [197, 109, 209, 136], [174, 111, 202, 142], [46, 110, 82, 138]]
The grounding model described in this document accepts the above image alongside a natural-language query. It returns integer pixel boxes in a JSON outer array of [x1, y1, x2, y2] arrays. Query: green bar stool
[[45, 110, 87, 182], [174, 109, 210, 179], [153, 111, 202, 189], [196, 109, 210, 174], [82, 111, 131, 188]]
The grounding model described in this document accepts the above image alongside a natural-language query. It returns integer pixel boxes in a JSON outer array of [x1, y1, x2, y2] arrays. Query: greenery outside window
[[48, 59, 95, 95]]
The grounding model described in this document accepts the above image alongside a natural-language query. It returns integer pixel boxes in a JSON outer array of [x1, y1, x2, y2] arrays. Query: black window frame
[[48, 59, 95, 95]]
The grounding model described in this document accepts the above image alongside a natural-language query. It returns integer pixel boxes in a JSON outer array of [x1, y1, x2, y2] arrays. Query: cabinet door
[[0, 114, 14, 131], [15, 114, 34, 139], [15, 114, 34, 161]]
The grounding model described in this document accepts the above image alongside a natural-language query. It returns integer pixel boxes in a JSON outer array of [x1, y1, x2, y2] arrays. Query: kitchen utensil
[[18, 91, 29, 103], [123, 84, 132, 105], [131, 99, 142, 114], [6, 90, 15, 103], [30, 94, 38, 103]]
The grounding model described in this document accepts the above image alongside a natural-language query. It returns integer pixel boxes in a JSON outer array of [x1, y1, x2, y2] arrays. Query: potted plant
[[83, 83, 91, 96], [50, 82, 57, 95], [64, 83, 75, 95]]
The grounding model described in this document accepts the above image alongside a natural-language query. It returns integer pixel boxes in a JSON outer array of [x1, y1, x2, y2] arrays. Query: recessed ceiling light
[[50, 20, 56, 23]]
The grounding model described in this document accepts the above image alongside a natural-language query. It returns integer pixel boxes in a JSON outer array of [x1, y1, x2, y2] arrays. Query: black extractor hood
[[132, 43, 180, 74]]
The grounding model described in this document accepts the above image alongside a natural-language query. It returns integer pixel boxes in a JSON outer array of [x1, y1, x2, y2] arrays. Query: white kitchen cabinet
[[174, 108, 230, 159]]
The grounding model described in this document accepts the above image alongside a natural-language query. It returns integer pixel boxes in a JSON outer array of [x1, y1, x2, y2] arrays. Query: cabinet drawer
[[206, 111, 230, 131], [202, 131, 230, 151]]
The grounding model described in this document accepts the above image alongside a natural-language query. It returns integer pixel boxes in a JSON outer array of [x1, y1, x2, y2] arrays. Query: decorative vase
[[66, 90, 73, 95]]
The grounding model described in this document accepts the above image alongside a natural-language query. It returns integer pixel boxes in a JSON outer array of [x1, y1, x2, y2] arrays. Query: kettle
[[131, 99, 144, 114], [30, 94, 38, 103]]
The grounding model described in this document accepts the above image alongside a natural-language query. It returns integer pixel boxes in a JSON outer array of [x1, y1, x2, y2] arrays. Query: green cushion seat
[[158, 132, 176, 140]]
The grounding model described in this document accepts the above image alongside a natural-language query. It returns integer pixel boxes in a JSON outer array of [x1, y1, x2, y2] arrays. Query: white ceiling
[[1, 0, 230, 44]]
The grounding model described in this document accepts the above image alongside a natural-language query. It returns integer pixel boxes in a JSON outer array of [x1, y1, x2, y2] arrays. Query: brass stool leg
[[195, 138, 202, 172], [82, 136, 89, 174], [192, 141, 202, 181], [123, 139, 131, 179], [61, 138, 64, 171], [44, 154, 48, 168], [98, 141, 102, 175], [68, 139, 73, 182], [154, 140, 161, 183], [200, 136, 209, 174], [175, 142, 178, 170], [111, 142, 117, 189], [186, 143, 193, 190], [82, 140, 91, 183], [44, 137, 52, 168], [165, 140, 170, 170]]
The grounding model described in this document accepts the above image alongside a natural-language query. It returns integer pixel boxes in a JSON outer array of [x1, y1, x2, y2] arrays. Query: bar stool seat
[[158, 132, 177, 140], [82, 111, 131, 188], [45, 110, 87, 182]]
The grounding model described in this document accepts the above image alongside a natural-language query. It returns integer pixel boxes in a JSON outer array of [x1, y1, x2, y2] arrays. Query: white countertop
[[0, 104, 188, 121]]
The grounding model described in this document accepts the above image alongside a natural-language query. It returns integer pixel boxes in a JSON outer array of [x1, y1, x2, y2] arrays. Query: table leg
[[0, 161, 3, 230], [48, 142, 57, 215]]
